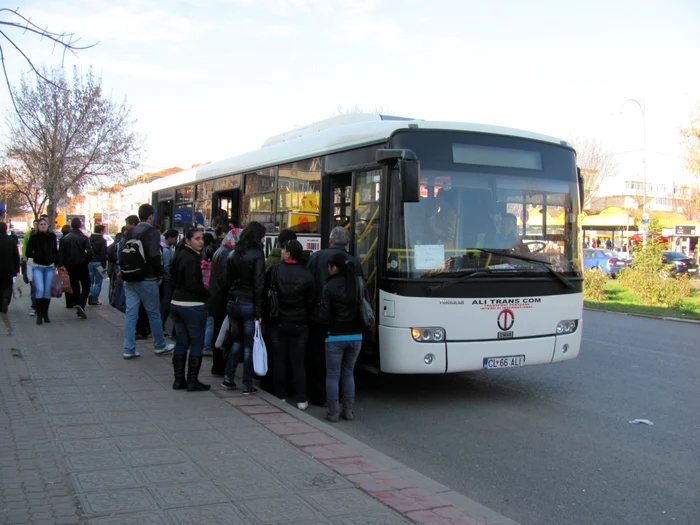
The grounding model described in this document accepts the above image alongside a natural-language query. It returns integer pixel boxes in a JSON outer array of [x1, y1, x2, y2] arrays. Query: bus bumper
[[379, 325, 582, 374]]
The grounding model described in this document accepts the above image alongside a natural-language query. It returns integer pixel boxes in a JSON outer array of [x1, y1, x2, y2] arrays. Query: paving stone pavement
[[1, 290, 519, 525]]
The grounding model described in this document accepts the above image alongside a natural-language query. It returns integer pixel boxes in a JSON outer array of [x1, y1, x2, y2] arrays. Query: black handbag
[[266, 265, 280, 320]]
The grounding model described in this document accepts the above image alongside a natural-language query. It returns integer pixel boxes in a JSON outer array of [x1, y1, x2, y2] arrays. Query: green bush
[[617, 241, 692, 307], [583, 268, 608, 301]]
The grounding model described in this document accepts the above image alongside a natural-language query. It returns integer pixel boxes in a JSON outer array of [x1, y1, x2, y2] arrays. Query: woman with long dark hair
[[169, 228, 211, 392], [318, 252, 363, 422], [222, 221, 266, 394], [25, 217, 58, 325]]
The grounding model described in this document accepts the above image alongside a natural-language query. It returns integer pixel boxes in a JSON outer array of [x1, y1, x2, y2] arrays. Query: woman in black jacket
[[222, 221, 266, 394], [266, 239, 315, 410], [25, 217, 58, 325], [170, 229, 211, 392], [318, 252, 363, 422]]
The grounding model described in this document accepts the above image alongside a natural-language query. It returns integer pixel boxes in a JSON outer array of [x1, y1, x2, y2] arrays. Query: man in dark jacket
[[120, 204, 174, 360], [304, 226, 364, 406], [58, 217, 93, 319], [0, 221, 20, 314], [88, 224, 107, 305]]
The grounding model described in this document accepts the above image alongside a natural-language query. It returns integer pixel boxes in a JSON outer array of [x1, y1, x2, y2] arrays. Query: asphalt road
[[306, 310, 700, 525]]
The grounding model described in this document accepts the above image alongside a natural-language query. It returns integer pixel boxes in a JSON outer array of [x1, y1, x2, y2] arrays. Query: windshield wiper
[[472, 248, 574, 290]]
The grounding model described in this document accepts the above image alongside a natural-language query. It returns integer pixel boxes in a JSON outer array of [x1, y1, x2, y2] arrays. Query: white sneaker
[[155, 343, 175, 355], [297, 401, 309, 411]]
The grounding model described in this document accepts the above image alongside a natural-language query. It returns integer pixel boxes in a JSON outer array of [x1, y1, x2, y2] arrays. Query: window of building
[[276, 158, 321, 233]]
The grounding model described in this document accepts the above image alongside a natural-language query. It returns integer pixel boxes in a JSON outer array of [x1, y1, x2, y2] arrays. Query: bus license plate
[[483, 355, 525, 369]]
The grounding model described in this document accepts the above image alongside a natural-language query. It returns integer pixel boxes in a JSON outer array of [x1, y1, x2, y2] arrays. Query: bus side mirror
[[398, 159, 421, 203], [376, 148, 421, 203], [577, 167, 584, 211]]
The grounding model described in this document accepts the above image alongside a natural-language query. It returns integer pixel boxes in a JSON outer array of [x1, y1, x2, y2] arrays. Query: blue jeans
[[325, 339, 362, 404], [171, 304, 207, 358], [203, 316, 214, 351], [224, 300, 255, 390], [123, 280, 167, 353], [88, 261, 104, 302], [32, 265, 55, 300]]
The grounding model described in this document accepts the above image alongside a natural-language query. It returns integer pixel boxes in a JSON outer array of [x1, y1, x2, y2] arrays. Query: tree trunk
[[46, 200, 56, 232]]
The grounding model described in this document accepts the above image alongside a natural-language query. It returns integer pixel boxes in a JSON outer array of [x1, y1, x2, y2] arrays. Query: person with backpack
[[169, 228, 211, 391], [119, 204, 174, 360], [57, 217, 93, 320], [318, 252, 364, 422]]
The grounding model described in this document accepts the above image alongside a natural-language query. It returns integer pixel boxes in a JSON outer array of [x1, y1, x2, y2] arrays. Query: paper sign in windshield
[[414, 245, 445, 270]]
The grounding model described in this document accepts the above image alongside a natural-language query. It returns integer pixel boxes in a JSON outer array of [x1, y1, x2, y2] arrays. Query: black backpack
[[119, 237, 149, 282], [106, 241, 119, 264]]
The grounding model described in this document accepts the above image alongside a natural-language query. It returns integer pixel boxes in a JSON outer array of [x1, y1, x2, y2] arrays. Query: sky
[[3, 0, 700, 186]]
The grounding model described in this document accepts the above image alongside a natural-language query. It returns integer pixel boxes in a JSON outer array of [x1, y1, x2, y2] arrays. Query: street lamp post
[[620, 98, 647, 245]]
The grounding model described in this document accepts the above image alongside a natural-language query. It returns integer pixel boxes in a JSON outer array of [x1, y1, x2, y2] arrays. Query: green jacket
[[265, 248, 282, 269], [22, 229, 34, 258]]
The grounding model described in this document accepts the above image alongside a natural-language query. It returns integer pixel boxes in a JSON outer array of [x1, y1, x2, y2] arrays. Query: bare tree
[[4, 66, 144, 226], [680, 102, 700, 176], [333, 104, 398, 116], [0, 162, 47, 218], [0, 8, 96, 118], [571, 137, 619, 209], [678, 184, 700, 221]]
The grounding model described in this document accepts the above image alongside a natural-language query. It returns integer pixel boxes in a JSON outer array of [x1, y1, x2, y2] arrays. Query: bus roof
[[150, 116, 571, 192]]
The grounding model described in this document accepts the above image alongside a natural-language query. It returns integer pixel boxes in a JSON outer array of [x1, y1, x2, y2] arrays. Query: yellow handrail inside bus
[[362, 236, 378, 266], [357, 204, 380, 244]]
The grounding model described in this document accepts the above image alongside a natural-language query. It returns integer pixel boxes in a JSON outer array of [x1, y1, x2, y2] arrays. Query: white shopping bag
[[26, 258, 34, 282], [12, 277, 22, 299], [252, 320, 268, 376], [214, 316, 230, 348]]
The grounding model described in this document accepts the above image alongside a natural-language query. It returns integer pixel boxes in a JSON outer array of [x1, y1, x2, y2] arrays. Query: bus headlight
[[411, 327, 446, 342], [556, 320, 578, 334]]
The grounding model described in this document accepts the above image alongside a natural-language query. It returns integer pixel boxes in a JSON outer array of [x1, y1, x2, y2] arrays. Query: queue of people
[[111, 204, 367, 422]]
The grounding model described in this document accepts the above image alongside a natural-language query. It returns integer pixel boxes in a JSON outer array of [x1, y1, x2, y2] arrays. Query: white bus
[[149, 114, 583, 373]]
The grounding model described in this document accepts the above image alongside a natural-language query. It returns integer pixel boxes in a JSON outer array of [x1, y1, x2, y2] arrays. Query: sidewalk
[[1, 290, 520, 525]]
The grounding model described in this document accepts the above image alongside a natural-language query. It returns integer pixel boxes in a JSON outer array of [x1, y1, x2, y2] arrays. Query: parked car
[[662, 251, 699, 278], [583, 248, 629, 276]]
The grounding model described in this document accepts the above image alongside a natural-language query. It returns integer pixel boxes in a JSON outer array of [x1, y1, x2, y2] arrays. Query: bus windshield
[[387, 169, 582, 278]]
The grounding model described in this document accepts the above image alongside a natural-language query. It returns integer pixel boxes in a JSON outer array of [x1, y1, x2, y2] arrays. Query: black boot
[[172, 355, 186, 390], [186, 356, 211, 392], [211, 348, 225, 377], [341, 398, 355, 421], [36, 299, 43, 325], [326, 401, 340, 423], [43, 299, 51, 323]]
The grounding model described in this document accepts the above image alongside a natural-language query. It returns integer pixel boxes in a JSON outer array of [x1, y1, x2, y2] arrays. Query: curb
[[255, 390, 522, 525], [584, 306, 700, 325]]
